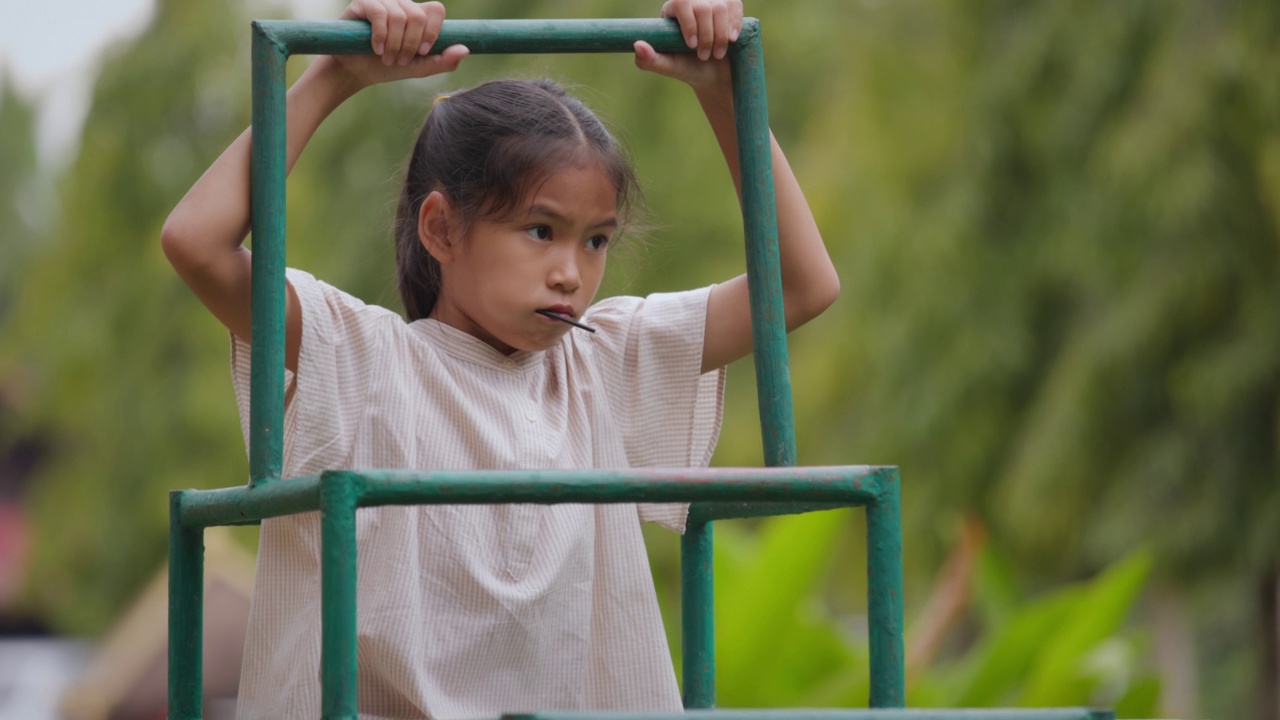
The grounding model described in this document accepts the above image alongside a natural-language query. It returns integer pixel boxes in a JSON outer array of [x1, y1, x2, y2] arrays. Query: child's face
[[432, 162, 618, 355]]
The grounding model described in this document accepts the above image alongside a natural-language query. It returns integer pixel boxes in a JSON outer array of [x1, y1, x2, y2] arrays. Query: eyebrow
[[526, 204, 617, 230]]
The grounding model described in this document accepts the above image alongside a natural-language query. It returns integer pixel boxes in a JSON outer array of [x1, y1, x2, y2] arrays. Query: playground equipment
[[166, 17, 1114, 720]]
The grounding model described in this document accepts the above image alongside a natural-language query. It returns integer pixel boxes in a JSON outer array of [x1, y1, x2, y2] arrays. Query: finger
[[416, 43, 468, 75], [632, 41, 665, 75], [419, 1, 445, 55], [397, 0, 426, 65], [728, 1, 743, 43], [693, 4, 714, 61], [633, 41, 657, 72], [711, 2, 730, 60], [364, 0, 389, 57], [632, 41, 680, 79], [382, 1, 407, 66], [669, 1, 699, 51]]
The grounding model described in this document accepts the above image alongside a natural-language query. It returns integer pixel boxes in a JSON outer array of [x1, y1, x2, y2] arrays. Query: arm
[[635, 0, 839, 374], [160, 0, 466, 372]]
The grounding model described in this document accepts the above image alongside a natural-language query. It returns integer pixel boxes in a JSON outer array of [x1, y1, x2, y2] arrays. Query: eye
[[587, 235, 611, 251], [525, 225, 551, 241]]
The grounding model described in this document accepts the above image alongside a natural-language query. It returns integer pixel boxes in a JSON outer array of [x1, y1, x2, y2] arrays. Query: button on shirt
[[230, 269, 725, 720]]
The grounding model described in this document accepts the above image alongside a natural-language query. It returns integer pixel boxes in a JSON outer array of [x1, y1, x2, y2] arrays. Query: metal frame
[[166, 17, 909, 720], [504, 707, 1116, 712]]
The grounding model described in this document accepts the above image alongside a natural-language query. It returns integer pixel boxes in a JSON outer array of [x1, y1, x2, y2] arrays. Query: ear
[[418, 191, 456, 264]]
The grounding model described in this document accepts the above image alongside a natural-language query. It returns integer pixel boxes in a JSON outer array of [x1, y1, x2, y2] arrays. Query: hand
[[327, 0, 468, 89], [633, 0, 742, 92]]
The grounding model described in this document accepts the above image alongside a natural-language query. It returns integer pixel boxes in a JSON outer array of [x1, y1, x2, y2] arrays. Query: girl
[[162, 0, 838, 717]]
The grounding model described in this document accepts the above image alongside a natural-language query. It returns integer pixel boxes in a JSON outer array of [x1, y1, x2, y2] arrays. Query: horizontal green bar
[[353, 466, 881, 507], [688, 500, 849, 524], [177, 475, 322, 528], [502, 710, 1113, 720], [176, 466, 889, 528], [688, 467, 898, 522], [254, 17, 740, 57]]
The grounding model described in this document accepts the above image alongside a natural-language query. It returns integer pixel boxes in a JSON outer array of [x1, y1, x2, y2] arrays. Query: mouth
[[535, 307, 597, 334], [541, 304, 577, 319]]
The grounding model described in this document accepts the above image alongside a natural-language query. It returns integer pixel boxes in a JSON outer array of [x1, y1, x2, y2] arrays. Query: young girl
[[162, 0, 837, 717]]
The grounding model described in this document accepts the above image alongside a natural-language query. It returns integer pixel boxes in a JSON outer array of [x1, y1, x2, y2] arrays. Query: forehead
[[519, 162, 619, 218]]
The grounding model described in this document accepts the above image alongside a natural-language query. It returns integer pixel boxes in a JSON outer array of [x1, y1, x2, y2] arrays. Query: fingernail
[[419, 42, 432, 55], [714, 47, 726, 59], [375, 42, 384, 55], [699, 48, 710, 61], [687, 34, 698, 48], [730, 28, 740, 42]]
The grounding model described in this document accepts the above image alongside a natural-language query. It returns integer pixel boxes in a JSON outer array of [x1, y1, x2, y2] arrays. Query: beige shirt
[[230, 270, 725, 720]]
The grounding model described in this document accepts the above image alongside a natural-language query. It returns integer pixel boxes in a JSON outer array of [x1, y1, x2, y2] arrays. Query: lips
[[540, 304, 576, 318]]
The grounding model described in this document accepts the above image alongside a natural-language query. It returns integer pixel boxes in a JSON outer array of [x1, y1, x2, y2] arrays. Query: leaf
[[1020, 549, 1152, 704]]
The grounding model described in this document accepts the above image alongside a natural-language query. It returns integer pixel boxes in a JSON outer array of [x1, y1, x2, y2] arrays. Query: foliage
[[0, 72, 42, 321], [687, 512, 1159, 716]]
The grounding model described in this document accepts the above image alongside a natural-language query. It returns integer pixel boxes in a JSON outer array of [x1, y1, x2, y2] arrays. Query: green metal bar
[[178, 474, 322, 528], [687, 467, 900, 523], [257, 18, 695, 57], [248, 22, 288, 487], [503, 711, 1112, 720], [730, 20, 795, 468], [355, 467, 879, 507], [167, 491, 204, 720], [866, 469, 905, 707], [680, 522, 715, 708], [687, 500, 845, 524], [177, 467, 883, 528], [320, 473, 364, 719]]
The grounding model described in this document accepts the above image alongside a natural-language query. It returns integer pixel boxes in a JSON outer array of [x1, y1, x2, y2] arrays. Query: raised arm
[[634, 0, 839, 373], [160, 0, 466, 372]]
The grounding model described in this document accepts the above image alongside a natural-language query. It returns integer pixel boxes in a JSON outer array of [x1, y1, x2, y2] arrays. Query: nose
[[547, 245, 580, 293]]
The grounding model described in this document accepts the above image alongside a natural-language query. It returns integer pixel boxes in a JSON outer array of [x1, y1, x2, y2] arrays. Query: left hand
[[633, 0, 742, 92]]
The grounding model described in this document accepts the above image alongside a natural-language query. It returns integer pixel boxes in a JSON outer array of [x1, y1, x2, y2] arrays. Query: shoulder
[[584, 286, 713, 331], [582, 286, 713, 354], [287, 268, 403, 341]]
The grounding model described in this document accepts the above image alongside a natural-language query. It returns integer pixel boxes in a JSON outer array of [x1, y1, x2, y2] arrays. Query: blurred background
[[1, 0, 1277, 718]]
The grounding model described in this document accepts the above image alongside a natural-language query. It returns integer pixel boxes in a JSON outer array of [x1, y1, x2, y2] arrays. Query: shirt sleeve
[[584, 286, 727, 532], [230, 268, 396, 480]]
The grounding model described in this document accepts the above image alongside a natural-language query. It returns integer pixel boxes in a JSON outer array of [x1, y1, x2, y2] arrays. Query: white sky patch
[[0, 0, 155, 167], [0, 0, 340, 169]]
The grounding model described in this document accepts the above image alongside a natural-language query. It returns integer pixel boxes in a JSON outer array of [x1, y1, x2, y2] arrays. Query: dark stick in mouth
[[536, 309, 597, 333]]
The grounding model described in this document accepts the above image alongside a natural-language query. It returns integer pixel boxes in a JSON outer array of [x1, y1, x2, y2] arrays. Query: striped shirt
[[230, 269, 725, 719]]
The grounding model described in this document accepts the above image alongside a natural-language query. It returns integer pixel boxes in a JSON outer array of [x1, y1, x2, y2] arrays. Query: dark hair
[[394, 78, 641, 321]]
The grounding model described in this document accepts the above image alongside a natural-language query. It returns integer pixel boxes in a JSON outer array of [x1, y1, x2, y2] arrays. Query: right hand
[[327, 0, 469, 89]]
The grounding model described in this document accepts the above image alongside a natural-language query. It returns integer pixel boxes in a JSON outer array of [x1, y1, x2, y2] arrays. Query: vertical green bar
[[249, 22, 287, 487], [680, 521, 715, 708], [730, 19, 796, 469], [866, 469, 904, 707], [168, 491, 204, 720], [321, 473, 360, 719]]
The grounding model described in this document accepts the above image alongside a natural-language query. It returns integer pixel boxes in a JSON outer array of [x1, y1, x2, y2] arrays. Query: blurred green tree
[[792, 2, 1279, 716], [0, 72, 42, 320]]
